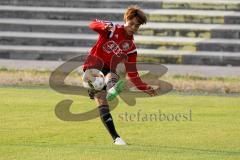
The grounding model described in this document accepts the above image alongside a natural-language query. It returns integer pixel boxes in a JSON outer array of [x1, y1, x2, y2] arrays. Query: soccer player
[[83, 5, 157, 145]]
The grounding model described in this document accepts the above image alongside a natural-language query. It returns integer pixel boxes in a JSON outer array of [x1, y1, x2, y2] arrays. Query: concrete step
[[1, 32, 240, 52], [0, 45, 239, 65], [0, 19, 240, 39], [161, 0, 240, 11], [140, 22, 240, 39], [0, 0, 239, 11], [0, 19, 94, 34], [0, 6, 240, 24], [136, 36, 240, 52], [0, 45, 89, 60], [148, 9, 240, 24], [1, 58, 240, 77], [197, 39, 240, 52], [138, 49, 240, 65]]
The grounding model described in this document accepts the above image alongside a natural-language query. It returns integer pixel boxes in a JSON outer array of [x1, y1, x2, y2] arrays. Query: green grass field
[[0, 86, 240, 160]]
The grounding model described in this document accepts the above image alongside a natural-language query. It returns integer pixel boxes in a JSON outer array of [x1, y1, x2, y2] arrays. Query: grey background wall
[[0, 0, 240, 66]]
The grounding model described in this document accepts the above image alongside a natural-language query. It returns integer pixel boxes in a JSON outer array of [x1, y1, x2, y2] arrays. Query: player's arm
[[125, 52, 157, 96], [89, 19, 113, 34]]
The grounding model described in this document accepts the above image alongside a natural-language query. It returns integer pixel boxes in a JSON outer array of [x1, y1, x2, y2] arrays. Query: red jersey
[[83, 19, 148, 91]]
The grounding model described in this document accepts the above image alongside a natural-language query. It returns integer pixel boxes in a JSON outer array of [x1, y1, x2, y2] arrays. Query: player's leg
[[95, 91, 119, 140], [105, 72, 125, 101], [95, 90, 126, 145]]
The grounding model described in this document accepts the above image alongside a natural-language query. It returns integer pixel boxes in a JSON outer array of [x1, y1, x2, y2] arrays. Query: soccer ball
[[82, 69, 105, 91]]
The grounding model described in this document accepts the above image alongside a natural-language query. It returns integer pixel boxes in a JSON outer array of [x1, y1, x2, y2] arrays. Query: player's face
[[124, 17, 141, 36]]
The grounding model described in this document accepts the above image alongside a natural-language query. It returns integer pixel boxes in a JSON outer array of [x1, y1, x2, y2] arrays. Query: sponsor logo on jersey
[[102, 40, 123, 55], [119, 40, 132, 51], [102, 40, 133, 55]]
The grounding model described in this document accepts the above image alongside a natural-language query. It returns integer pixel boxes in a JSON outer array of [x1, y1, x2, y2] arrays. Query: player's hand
[[105, 24, 113, 31], [144, 86, 157, 97]]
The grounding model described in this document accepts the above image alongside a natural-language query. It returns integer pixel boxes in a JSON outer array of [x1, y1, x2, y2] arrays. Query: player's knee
[[95, 91, 108, 105], [105, 72, 119, 84], [96, 98, 108, 106], [105, 73, 119, 91]]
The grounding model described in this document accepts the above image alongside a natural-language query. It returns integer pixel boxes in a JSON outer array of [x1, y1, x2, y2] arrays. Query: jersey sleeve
[[89, 19, 113, 36], [125, 52, 149, 91]]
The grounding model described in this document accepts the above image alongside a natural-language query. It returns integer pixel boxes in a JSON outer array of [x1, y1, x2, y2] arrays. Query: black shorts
[[83, 67, 111, 76], [100, 68, 111, 76]]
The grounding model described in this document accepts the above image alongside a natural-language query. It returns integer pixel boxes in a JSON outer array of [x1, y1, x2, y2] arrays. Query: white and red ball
[[82, 69, 105, 91]]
